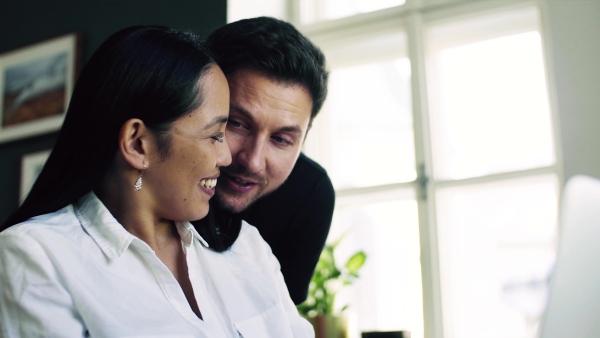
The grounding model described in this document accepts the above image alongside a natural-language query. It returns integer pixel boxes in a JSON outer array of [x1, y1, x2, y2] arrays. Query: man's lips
[[221, 172, 260, 193]]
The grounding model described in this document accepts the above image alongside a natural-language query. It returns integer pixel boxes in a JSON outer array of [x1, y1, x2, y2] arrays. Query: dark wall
[[0, 0, 227, 224]]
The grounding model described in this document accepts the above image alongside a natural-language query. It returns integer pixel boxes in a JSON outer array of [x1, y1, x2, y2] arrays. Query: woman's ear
[[119, 119, 151, 170]]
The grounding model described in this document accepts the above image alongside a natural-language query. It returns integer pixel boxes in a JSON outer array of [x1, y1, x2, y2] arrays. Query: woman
[[0, 26, 313, 337]]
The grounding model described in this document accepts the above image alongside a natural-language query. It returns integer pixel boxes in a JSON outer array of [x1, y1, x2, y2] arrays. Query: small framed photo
[[0, 33, 79, 144], [20, 149, 51, 204]]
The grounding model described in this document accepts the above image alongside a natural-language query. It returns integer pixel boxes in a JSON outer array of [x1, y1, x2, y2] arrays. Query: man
[[206, 17, 335, 305]]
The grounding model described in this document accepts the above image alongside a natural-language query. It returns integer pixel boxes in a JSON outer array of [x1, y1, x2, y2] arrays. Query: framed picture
[[0, 33, 79, 144], [20, 149, 51, 204]]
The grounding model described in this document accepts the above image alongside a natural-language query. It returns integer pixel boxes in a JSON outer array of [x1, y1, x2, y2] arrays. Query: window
[[299, 0, 406, 24], [426, 6, 559, 338], [300, 1, 560, 338], [302, 23, 425, 336], [435, 175, 557, 338], [330, 191, 423, 335], [227, 1, 561, 337], [304, 30, 415, 188], [426, 8, 556, 181]]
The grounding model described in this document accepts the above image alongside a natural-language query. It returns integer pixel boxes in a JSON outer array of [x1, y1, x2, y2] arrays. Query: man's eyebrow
[[277, 125, 303, 136], [230, 103, 253, 121], [202, 115, 228, 130], [230, 104, 303, 136]]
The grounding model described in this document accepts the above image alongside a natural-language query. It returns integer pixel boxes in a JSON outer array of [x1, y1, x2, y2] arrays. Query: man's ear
[[119, 118, 151, 170]]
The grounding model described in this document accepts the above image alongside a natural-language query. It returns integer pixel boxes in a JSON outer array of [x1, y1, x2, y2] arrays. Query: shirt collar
[[175, 221, 210, 248], [74, 192, 134, 261], [74, 192, 211, 261]]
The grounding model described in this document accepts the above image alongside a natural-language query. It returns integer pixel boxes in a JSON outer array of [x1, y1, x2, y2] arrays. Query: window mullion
[[286, 0, 300, 25], [407, 11, 443, 338]]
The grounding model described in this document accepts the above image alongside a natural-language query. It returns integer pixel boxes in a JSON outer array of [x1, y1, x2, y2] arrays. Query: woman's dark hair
[[1, 26, 238, 250], [206, 16, 329, 121]]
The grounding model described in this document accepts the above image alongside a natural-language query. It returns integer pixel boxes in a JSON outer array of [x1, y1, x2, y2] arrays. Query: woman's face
[[145, 66, 231, 222]]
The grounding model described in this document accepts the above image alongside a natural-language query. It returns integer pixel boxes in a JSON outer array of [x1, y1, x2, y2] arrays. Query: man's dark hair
[[206, 16, 329, 120]]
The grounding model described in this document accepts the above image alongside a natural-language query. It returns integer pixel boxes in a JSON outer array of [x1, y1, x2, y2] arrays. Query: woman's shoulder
[[228, 220, 275, 258], [239, 220, 272, 247], [0, 205, 78, 239], [0, 206, 81, 269], [239, 220, 262, 237]]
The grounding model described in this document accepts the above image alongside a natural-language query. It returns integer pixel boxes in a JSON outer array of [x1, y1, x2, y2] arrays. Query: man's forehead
[[229, 71, 311, 111], [228, 68, 311, 100]]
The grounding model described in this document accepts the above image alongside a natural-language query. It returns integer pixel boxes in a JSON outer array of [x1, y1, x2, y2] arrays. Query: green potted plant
[[297, 236, 367, 338]]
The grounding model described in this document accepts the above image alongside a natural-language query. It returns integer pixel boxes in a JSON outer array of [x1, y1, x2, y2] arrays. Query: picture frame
[[20, 149, 51, 204], [0, 33, 79, 144]]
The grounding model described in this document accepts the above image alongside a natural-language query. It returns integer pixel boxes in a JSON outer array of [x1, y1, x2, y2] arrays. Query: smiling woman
[[140, 68, 231, 222], [0, 25, 313, 338]]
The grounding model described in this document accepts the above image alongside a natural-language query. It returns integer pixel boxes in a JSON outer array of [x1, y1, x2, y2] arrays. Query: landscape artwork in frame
[[20, 149, 51, 204], [0, 33, 78, 144]]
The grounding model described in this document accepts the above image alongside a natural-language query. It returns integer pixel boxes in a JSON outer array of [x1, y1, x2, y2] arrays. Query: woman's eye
[[211, 132, 225, 143]]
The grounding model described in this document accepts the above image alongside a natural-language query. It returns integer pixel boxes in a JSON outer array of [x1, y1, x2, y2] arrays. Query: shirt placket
[[130, 238, 206, 331], [186, 239, 229, 334]]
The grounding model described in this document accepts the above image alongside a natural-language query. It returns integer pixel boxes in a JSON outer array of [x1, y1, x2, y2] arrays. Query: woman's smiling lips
[[199, 174, 220, 197]]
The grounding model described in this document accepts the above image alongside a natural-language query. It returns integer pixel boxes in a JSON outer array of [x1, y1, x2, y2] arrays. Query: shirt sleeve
[[0, 231, 86, 337]]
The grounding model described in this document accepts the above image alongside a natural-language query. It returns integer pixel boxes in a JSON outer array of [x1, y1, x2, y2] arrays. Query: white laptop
[[538, 175, 600, 338]]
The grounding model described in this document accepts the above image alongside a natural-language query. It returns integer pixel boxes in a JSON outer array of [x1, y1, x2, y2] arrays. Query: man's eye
[[272, 136, 291, 145], [229, 120, 242, 128], [211, 132, 224, 143]]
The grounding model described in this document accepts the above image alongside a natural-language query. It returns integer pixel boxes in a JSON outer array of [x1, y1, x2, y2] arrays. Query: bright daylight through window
[[229, 1, 560, 337], [427, 7, 558, 338]]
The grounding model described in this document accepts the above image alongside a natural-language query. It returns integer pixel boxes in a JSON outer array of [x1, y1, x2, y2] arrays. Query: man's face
[[215, 68, 313, 213]]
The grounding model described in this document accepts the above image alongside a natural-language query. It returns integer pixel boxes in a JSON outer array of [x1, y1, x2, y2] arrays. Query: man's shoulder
[[283, 153, 333, 195], [294, 152, 328, 176]]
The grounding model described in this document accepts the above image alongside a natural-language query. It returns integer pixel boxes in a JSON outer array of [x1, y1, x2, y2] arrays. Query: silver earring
[[134, 165, 145, 191]]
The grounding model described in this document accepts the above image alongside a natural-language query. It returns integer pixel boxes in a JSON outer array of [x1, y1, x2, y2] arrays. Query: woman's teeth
[[200, 178, 217, 189]]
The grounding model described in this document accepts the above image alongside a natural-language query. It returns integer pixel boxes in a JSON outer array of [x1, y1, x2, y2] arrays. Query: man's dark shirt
[[241, 153, 335, 305]]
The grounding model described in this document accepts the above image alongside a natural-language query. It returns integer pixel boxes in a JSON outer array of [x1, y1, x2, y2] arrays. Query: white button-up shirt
[[0, 192, 314, 338]]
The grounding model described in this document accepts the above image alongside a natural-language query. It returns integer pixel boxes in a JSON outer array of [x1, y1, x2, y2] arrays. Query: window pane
[[300, 0, 406, 24], [435, 175, 558, 338], [428, 31, 556, 180], [227, 0, 285, 22], [330, 193, 423, 338], [323, 58, 415, 189]]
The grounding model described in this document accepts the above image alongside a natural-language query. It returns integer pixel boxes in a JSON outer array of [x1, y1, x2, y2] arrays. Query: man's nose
[[236, 138, 266, 173]]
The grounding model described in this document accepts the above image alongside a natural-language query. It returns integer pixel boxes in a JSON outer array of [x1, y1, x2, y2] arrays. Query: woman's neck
[[95, 170, 177, 251]]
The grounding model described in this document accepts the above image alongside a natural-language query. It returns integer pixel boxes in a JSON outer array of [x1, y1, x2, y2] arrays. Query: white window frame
[[290, 1, 563, 337]]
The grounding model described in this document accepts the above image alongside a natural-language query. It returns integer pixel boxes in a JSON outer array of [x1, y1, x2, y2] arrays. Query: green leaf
[[299, 235, 368, 317], [345, 251, 367, 274]]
